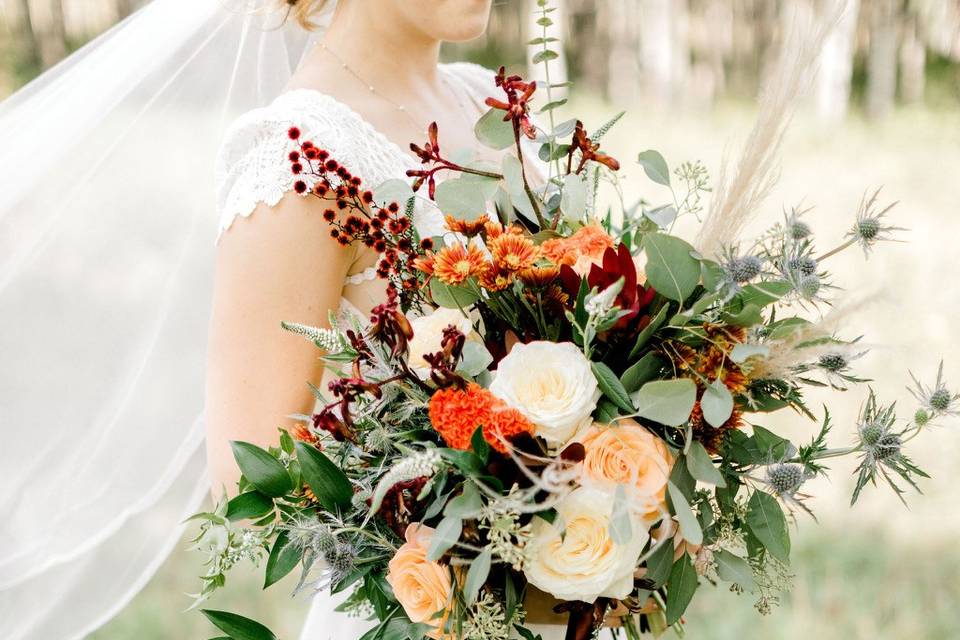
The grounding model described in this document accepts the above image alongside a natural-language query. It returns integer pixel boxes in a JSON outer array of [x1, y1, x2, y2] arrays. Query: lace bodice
[[214, 61, 499, 247]]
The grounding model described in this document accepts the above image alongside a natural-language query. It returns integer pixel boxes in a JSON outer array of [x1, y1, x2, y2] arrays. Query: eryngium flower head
[[324, 542, 356, 581], [783, 206, 813, 240], [909, 361, 959, 420], [846, 188, 904, 256], [788, 255, 818, 276], [818, 352, 848, 373], [727, 255, 763, 283], [851, 389, 929, 505], [766, 463, 807, 496], [797, 274, 821, 300]]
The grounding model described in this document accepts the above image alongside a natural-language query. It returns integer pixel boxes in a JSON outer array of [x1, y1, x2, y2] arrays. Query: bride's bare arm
[[205, 192, 354, 496]]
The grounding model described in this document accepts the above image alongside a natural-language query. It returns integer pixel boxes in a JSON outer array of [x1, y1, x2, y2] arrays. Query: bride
[[0, 0, 830, 637], [207, 0, 566, 637]]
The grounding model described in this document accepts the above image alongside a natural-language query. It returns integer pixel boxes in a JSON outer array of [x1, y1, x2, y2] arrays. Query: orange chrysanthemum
[[428, 383, 534, 453], [478, 267, 514, 292], [489, 233, 539, 272], [412, 253, 435, 276], [542, 223, 615, 266], [444, 214, 489, 236], [432, 242, 488, 285], [519, 264, 560, 287]]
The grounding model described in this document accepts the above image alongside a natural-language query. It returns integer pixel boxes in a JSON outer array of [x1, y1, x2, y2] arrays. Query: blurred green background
[[4, 0, 958, 638]]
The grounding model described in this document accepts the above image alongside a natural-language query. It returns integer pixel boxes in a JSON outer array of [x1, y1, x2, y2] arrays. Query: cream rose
[[407, 307, 476, 377], [489, 341, 600, 446], [578, 419, 673, 521], [524, 487, 648, 602], [385, 524, 452, 636]]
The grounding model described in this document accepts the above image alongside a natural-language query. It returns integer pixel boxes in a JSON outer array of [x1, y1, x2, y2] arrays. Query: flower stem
[[816, 237, 856, 262]]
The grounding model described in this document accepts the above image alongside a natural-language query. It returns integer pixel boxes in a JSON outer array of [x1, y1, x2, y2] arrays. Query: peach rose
[[577, 419, 673, 521], [385, 524, 453, 637]]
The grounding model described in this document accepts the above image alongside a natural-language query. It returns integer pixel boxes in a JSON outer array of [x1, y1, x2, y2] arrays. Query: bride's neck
[[322, 4, 442, 93]]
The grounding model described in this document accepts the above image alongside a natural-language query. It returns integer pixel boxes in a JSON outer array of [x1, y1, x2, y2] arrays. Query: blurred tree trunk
[[39, 0, 68, 67], [16, 0, 43, 73], [899, 13, 925, 104], [817, 0, 860, 123], [636, 0, 689, 107], [116, 0, 136, 19], [865, 0, 900, 119], [609, 0, 642, 104], [525, 0, 569, 99]]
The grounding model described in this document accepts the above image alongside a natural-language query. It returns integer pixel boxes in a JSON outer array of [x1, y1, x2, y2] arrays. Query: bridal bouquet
[[192, 17, 956, 640]]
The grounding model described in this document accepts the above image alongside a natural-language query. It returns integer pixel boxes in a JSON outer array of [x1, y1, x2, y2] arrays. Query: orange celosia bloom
[[542, 223, 615, 266], [489, 233, 539, 272], [444, 214, 489, 237], [432, 242, 488, 285], [429, 383, 533, 453]]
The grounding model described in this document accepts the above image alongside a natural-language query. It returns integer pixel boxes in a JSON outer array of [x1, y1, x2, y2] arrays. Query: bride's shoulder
[[213, 90, 353, 238]]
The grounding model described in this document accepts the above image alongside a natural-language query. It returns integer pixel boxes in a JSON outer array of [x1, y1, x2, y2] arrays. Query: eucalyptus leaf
[[426, 516, 463, 561], [430, 279, 479, 309], [686, 441, 726, 487], [745, 490, 791, 563], [735, 281, 793, 308], [372, 178, 414, 207], [701, 379, 734, 428], [463, 549, 492, 606], [474, 108, 515, 150], [628, 303, 670, 359], [643, 233, 700, 302], [621, 352, 666, 393], [592, 361, 635, 413], [723, 303, 763, 327], [434, 178, 486, 221], [457, 341, 493, 377], [713, 549, 756, 592], [644, 538, 676, 586], [444, 482, 483, 518], [637, 149, 671, 186], [644, 204, 677, 228], [665, 554, 698, 625], [633, 379, 697, 427], [667, 481, 703, 546]]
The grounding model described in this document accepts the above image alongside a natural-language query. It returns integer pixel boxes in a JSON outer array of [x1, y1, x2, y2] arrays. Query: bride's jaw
[[326, 0, 493, 72]]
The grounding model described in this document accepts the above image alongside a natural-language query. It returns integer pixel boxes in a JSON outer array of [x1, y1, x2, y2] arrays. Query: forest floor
[[92, 102, 960, 640]]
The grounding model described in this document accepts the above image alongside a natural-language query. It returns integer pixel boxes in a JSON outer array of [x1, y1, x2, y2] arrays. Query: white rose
[[489, 341, 600, 446], [524, 487, 648, 602], [407, 308, 476, 377]]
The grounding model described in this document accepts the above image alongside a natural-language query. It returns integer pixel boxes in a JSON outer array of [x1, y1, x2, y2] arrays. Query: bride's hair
[[279, 0, 331, 30]]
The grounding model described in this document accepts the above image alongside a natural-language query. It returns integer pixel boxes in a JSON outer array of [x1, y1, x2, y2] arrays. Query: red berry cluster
[[286, 126, 428, 300]]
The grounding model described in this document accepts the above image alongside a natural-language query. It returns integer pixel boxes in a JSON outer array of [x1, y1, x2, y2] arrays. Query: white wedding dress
[[215, 60, 563, 640]]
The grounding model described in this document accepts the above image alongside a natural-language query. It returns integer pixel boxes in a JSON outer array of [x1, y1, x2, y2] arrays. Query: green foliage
[[643, 233, 701, 302], [294, 441, 352, 511], [229, 442, 292, 498]]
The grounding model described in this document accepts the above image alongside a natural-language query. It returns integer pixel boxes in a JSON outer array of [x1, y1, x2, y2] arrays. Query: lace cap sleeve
[[214, 92, 349, 240]]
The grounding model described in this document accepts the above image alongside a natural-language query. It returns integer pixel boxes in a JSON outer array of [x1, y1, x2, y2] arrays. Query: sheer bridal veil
[[0, 1, 334, 637]]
